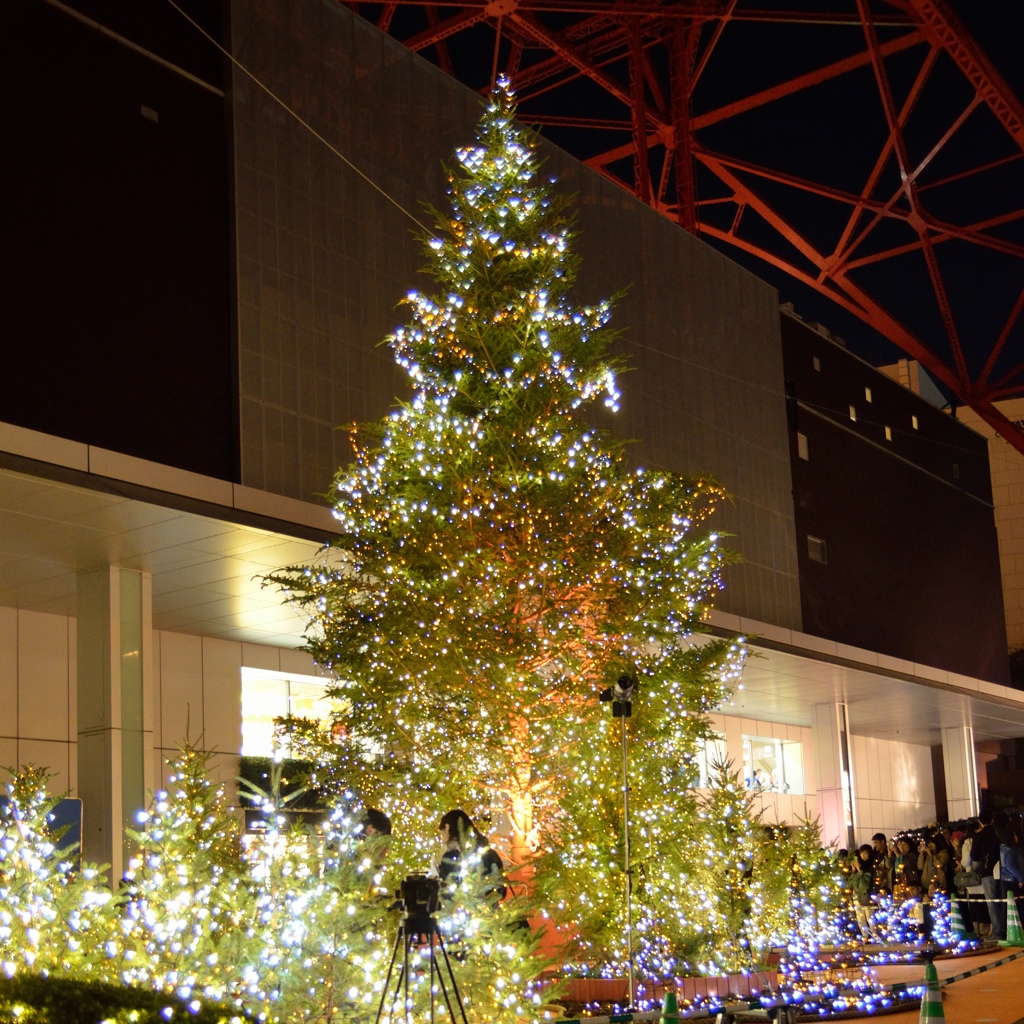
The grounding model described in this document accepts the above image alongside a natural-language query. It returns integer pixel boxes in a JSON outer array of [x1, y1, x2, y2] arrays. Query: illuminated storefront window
[[742, 735, 804, 795], [694, 734, 727, 788], [241, 667, 333, 757]]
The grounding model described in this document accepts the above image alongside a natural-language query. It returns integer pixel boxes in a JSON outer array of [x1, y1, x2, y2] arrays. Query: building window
[[797, 432, 809, 460], [241, 667, 333, 757], [813, 356, 820, 371], [693, 734, 728, 788], [849, 405, 857, 422], [807, 535, 827, 563], [885, 425, 892, 441], [912, 414, 919, 430], [743, 735, 804, 794], [865, 386, 873, 403]]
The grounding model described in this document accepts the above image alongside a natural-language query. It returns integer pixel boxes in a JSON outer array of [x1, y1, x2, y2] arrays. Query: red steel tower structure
[[357, 0, 1024, 452]]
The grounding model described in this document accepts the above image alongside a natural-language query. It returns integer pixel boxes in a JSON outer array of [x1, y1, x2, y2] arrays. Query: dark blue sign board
[[0, 795, 83, 868], [51, 797, 83, 859]]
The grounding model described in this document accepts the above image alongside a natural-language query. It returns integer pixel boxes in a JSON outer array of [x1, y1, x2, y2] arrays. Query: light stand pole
[[619, 711, 634, 1009], [601, 674, 637, 1009]]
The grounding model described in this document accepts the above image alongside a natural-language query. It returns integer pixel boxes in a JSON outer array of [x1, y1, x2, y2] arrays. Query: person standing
[[850, 845, 879, 940], [437, 808, 507, 902], [971, 809, 1004, 940], [999, 816, 1024, 925], [360, 807, 392, 838], [892, 837, 922, 901], [871, 833, 893, 896], [961, 821, 992, 937]]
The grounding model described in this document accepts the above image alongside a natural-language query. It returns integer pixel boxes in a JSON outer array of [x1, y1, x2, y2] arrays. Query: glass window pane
[[241, 669, 331, 757], [782, 740, 804, 795], [289, 678, 329, 719]]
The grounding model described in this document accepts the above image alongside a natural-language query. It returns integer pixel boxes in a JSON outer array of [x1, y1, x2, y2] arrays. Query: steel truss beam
[[352, 0, 1024, 454]]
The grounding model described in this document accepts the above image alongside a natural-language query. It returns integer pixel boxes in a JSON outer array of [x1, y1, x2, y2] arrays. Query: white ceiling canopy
[[1, 454, 1022, 748]]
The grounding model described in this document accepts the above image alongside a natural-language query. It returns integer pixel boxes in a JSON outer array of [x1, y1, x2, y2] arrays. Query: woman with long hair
[[437, 808, 507, 902]]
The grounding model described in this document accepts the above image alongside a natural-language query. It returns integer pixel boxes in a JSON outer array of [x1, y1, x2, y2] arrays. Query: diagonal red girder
[[858, 0, 968, 387], [358, 0, 1024, 454], [895, 0, 1024, 151]]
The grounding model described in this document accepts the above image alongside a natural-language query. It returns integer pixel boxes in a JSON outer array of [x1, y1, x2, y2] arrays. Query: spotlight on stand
[[600, 673, 638, 1007], [600, 674, 636, 717]]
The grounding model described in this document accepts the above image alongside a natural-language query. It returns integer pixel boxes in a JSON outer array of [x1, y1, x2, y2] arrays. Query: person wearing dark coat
[[871, 833, 893, 895], [892, 837, 922, 900], [850, 845, 879, 940], [972, 810, 1005, 939], [437, 808, 507, 902]]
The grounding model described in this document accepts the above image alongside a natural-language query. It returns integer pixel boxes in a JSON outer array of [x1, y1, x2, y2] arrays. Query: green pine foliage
[[241, 803, 391, 1023], [264, 84, 747, 986], [686, 758, 763, 974], [0, 973, 248, 1024], [785, 817, 844, 949], [0, 84, 853, 1015], [0, 766, 115, 979], [115, 747, 256, 1005]]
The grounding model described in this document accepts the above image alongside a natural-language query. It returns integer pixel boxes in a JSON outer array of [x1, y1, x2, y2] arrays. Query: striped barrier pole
[[936, 947, 1024, 987], [886, 948, 1024, 996], [555, 1010, 709, 1024]]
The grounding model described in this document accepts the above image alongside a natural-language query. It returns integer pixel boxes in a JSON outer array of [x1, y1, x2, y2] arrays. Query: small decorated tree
[[0, 766, 114, 979], [684, 758, 764, 974], [116, 748, 256, 1005]]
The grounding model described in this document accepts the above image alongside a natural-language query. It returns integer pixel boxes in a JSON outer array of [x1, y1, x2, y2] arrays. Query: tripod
[[374, 903, 469, 1024]]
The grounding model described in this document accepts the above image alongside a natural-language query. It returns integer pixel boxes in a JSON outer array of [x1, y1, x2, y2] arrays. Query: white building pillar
[[942, 724, 979, 821], [812, 702, 856, 850], [77, 567, 154, 883]]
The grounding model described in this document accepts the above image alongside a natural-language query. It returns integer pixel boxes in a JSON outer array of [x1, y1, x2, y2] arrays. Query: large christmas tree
[[268, 85, 745, 975]]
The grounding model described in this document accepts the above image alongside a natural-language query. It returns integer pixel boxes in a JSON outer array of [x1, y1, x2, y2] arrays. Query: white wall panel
[[19, 739, 71, 793], [159, 632, 204, 752], [241, 642, 279, 672], [67, 618, 77, 751], [0, 738, 17, 782], [202, 637, 242, 757], [18, 610, 70, 742], [865, 738, 882, 798], [850, 735, 935, 844], [0, 607, 17, 740], [279, 647, 319, 678]]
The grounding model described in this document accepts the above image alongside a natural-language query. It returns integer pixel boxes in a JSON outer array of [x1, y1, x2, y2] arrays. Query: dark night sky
[[11, 0, 1023, 396], [507, 1, 1024, 389]]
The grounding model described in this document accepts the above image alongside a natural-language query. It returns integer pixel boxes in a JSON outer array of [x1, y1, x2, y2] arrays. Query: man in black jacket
[[971, 809, 1003, 940]]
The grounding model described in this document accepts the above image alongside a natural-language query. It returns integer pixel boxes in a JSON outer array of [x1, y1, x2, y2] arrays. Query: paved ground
[[870, 947, 1024, 1023]]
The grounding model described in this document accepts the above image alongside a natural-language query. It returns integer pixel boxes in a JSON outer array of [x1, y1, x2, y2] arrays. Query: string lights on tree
[[0, 87, 861, 1022], [267, 82, 749, 987]]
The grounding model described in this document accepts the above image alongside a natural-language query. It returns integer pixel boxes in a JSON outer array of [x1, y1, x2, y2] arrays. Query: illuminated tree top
[[268, 88, 743, 914]]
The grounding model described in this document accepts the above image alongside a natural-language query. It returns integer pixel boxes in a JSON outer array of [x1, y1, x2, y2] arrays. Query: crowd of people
[[840, 808, 1024, 942], [357, 803, 1024, 943]]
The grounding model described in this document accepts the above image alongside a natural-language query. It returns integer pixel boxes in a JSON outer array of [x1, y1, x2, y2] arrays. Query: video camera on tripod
[[376, 873, 468, 1024], [395, 873, 441, 930]]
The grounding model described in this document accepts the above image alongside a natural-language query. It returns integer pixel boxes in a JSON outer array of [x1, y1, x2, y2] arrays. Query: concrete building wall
[[0, 605, 955, 850], [957, 398, 1024, 651], [0, 2, 235, 481], [0, 606, 77, 797], [698, 710, 937, 839], [709, 711, 819, 827], [228, 0, 802, 630], [849, 733, 936, 844], [786, 317, 1008, 683], [0, 606, 323, 804]]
